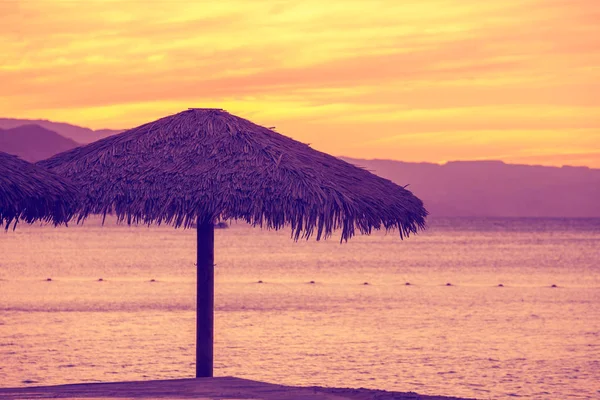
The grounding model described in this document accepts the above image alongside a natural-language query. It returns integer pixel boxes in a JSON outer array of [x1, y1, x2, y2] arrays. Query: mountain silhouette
[[342, 157, 600, 218], [0, 125, 81, 162], [0, 118, 122, 144], [0, 117, 597, 218]]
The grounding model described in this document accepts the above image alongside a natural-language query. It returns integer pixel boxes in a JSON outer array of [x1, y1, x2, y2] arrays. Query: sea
[[0, 217, 599, 400]]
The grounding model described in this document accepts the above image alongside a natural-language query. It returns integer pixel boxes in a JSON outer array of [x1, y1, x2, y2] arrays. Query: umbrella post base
[[196, 219, 214, 378]]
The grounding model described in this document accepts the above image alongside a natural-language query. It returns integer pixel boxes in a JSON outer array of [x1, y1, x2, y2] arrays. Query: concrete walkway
[[0, 377, 473, 400]]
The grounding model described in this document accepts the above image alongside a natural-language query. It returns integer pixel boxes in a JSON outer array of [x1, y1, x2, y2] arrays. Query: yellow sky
[[1, 0, 599, 167]]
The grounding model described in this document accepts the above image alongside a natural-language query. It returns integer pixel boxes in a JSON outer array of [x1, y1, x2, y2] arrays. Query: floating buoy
[[309, 280, 315, 284], [257, 280, 263, 284], [498, 284, 504, 287], [149, 279, 156, 282], [363, 282, 369, 285], [405, 282, 411, 286], [45, 278, 52, 282], [98, 278, 104, 282], [446, 283, 452, 286], [551, 284, 557, 288]]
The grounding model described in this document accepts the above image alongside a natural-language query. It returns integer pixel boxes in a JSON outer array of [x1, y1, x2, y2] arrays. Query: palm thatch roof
[[0, 151, 78, 229], [39, 108, 427, 240]]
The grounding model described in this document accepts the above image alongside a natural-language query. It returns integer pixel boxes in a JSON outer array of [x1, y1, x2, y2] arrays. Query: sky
[[1, 0, 599, 168]]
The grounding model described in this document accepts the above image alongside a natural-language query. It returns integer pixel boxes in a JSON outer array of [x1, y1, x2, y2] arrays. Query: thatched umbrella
[[0, 151, 78, 229], [39, 108, 428, 378]]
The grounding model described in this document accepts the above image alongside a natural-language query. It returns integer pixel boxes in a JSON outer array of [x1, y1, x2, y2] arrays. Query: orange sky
[[1, 0, 599, 167]]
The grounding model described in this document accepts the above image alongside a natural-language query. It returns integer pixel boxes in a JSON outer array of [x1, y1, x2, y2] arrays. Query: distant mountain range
[[0, 118, 122, 144], [342, 157, 600, 218], [0, 118, 597, 217], [0, 125, 80, 163]]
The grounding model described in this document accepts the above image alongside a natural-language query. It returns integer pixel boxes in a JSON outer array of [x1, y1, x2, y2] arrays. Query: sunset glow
[[1, 0, 599, 167]]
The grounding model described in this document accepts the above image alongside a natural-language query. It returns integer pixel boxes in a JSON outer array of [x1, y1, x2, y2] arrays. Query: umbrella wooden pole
[[196, 219, 214, 378]]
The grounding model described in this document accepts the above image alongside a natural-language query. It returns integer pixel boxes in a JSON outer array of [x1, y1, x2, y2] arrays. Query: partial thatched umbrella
[[39, 108, 428, 377], [0, 151, 78, 229]]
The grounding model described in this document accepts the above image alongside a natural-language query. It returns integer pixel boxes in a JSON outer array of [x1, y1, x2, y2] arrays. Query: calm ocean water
[[0, 217, 599, 399]]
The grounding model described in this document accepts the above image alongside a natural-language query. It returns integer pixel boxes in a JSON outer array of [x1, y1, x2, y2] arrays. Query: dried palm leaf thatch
[[0, 151, 78, 229], [39, 108, 427, 240]]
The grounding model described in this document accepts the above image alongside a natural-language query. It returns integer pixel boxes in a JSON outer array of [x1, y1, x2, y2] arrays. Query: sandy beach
[[0, 377, 474, 400]]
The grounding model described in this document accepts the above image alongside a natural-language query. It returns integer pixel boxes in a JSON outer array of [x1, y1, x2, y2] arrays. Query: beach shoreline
[[0, 376, 475, 400]]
